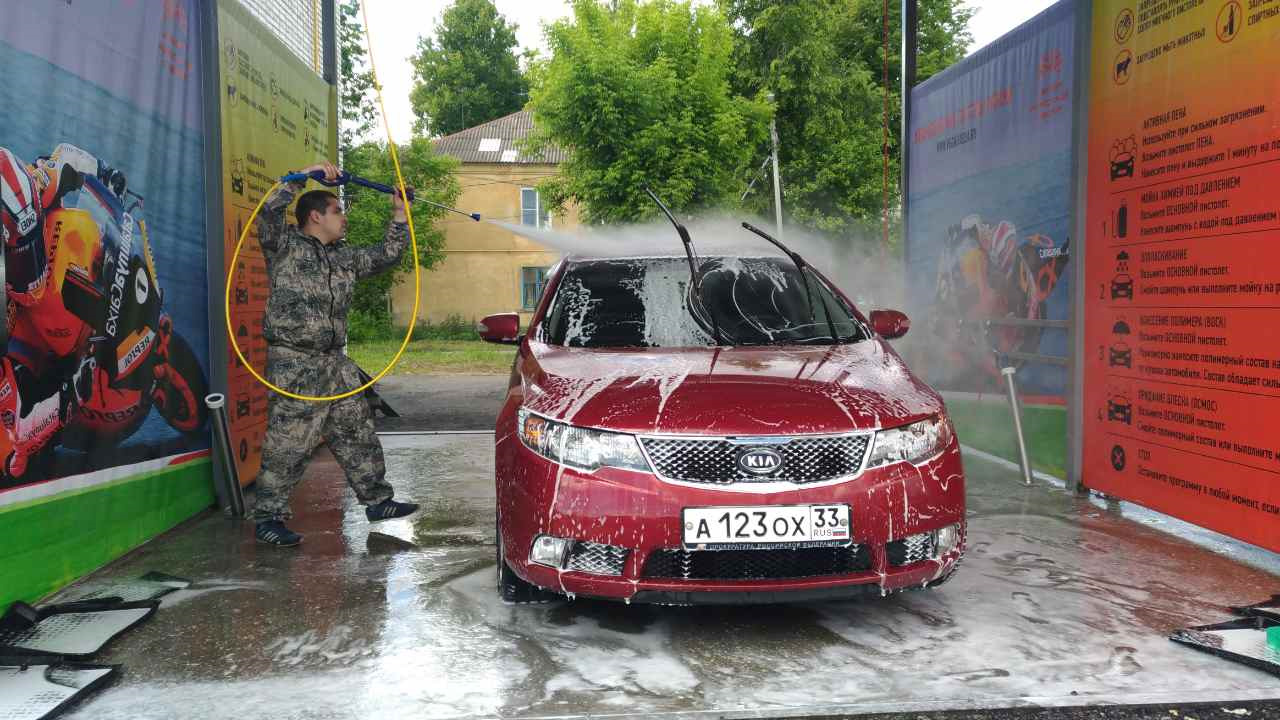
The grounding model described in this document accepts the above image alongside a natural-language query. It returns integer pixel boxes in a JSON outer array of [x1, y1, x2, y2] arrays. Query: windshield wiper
[[645, 187, 723, 346], [740, 221, 842, 344]]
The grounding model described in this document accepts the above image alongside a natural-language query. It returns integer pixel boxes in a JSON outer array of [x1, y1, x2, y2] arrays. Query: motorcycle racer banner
[[0, 0, 211, 501], [905, 0, 1076, 398], [216, 0, 338, 487]]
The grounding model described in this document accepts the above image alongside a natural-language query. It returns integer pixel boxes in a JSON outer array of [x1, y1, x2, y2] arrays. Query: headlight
[[867, 415, 953, 468], [517, 408, 651, 473]]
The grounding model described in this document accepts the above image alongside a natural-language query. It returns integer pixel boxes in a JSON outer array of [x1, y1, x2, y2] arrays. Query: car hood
[[519, 340, 944, 436]]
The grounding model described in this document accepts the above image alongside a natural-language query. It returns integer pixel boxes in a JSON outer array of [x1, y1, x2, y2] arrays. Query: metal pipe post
[[1001, 367, 1034, 486], [205, 393, 245, 517], [768, 95, 784, 242]]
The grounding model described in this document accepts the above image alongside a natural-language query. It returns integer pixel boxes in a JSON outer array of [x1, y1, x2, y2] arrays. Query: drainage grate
[[565, 541, 630, 576], [643, 545, 871, 581]]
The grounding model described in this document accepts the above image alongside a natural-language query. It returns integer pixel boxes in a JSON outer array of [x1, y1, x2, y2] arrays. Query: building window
[[521, 188, 550, 228], [522, 266, 549, 310]]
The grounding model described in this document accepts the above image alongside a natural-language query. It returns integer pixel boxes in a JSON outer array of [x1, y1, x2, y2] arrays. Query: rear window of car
[[543, 257, 867, 348]]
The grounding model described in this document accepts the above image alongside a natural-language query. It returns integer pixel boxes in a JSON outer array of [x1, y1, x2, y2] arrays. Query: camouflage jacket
[[257, 180, 409, 353]]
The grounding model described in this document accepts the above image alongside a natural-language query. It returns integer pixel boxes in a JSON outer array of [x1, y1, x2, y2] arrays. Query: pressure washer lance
[[205, 393, 246, 517], [280, 170, 482, 221]]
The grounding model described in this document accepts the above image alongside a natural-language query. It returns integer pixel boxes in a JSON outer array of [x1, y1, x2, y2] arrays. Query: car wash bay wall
[[904, 0, 1077, 479], [0, 0, 339, 612], [906, 0, 1280, 552], [0, 0, 214, 611]]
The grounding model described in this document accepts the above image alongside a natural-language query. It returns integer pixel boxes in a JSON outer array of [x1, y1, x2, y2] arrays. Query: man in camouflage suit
[[252, 162, 418, 547]]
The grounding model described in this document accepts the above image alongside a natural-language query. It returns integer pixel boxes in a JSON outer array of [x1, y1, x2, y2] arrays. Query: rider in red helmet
[[0, 146, 96, 483]]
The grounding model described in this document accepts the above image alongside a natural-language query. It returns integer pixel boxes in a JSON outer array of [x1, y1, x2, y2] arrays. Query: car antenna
[[644, 186, 723, 346], [741, 221, 840, 343]]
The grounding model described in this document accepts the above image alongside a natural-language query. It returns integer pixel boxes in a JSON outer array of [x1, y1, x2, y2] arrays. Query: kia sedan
[[480, 255, 966, 605]]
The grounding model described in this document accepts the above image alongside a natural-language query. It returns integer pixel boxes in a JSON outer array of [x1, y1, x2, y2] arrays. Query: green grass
[[946, 397, 1067, 478], [348, 338, 516, 375]]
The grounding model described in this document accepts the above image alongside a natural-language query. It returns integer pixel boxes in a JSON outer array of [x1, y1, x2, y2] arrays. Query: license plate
[[682, 504, 850, 547]]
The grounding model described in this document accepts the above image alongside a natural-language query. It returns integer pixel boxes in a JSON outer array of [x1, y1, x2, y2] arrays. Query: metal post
[[199, 0, 230, 509], [322, 0, 336, 85], [901, 0, 918, 246], [206, 394, 245, 517], [768, 94, 784, 241], [1068, 0, 1094, 496], [1002, 367, 1034, 486]]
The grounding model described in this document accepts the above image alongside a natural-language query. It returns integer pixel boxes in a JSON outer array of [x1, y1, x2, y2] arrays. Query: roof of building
[[432, 110, 567, 165]]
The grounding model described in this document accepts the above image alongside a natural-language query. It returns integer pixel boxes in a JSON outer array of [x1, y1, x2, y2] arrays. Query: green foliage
[[415, 314, 478, 340], [410, 0, 529, 137], [526, 0, 770, 224], [347, 308, 398, 343], [340, 138, 461, 320], [338, 0, 378, 153], [720, 0, 973, 239]]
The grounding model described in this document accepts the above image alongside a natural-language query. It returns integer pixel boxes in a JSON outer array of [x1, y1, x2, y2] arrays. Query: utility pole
[[767, 92, 783, 241]]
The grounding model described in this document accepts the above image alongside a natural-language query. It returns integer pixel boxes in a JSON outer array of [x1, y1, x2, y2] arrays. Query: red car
[[480, 253, 966, 605]]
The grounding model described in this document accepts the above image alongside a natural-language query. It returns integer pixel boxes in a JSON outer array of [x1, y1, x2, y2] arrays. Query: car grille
[[565, 541, 629, 576], [887, 532, 936, 567], [642, 545, 871, 581], [639, 434, 871, 485]]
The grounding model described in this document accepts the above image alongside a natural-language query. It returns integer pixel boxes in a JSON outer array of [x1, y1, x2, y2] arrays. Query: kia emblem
[[738, 447, 783, 476]]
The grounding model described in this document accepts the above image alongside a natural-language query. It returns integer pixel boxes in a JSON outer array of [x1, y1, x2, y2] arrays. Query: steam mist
[[483, 214, 911, 317]]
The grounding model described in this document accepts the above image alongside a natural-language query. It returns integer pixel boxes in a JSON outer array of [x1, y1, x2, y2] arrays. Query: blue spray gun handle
[[280, 170, 415, 201], [279, 170, 481, 221]]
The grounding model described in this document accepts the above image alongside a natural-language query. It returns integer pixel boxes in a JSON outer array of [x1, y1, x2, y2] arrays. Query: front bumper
[[496, 435, 967, 605]]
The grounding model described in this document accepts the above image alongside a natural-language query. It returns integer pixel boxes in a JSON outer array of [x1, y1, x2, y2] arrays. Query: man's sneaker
[[255, 521, 303, 547], [365, 499, 419, 522]]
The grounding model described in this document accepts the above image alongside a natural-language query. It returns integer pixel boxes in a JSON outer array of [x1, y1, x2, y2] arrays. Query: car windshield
[[543, 257, 867, 348]]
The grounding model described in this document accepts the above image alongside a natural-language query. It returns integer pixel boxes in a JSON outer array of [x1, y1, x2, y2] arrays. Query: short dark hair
[[295, 190, 338, 228]]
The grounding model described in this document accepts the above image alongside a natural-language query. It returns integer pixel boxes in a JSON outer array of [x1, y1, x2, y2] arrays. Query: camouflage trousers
[[252, 345, 393, 523]]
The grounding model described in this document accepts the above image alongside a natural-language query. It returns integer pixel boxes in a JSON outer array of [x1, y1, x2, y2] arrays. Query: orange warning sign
[[1085, 0, 1280, 551]]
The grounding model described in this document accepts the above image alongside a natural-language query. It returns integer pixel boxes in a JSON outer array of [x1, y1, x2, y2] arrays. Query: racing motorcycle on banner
[[1, 170, 208, 482]]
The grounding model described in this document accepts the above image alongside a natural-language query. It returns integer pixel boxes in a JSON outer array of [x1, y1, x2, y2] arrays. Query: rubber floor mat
[[1170, 616, 1280, 677], [0, 601, 157, 659], [1231, 593, 1280, 622], [0, 661, 117, 720], [62, 572, 191, 604]]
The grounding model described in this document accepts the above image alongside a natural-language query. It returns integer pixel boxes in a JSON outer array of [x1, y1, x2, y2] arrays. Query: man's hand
[[392, 185, 412, 223], [299, 162, 339, 182]]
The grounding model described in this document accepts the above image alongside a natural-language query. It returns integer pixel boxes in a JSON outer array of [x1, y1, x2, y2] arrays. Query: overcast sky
[[361, 0, 1060, 143]]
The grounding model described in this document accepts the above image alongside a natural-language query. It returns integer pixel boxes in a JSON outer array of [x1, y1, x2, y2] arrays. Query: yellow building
[[390, 110, 577, 329]]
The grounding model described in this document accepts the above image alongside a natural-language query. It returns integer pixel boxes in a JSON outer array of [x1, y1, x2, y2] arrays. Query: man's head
[[295, 189, 346, 244]]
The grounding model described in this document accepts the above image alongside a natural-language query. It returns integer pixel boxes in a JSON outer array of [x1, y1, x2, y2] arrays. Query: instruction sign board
[[1084, 0, 1280, 551], [217, 0, 336, 486]]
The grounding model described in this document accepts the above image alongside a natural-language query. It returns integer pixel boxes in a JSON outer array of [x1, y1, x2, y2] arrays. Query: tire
[[155, 332, 209, 437], [496, 514, 558, 604]]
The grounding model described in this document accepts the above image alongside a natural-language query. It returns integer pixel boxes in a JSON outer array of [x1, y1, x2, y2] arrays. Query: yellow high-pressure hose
[[225, 0, 419, 402]]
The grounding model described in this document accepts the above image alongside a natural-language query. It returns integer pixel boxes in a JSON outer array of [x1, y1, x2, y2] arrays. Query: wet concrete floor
[[58, 433, 1280, 719]]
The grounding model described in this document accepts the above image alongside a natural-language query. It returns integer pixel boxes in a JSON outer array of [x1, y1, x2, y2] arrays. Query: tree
[[341, 139, 462, 326], [720, 0, 973, 239], [338, 0, 378, 154], [410, 0, 529, 137], [527, 0, 770, 223]]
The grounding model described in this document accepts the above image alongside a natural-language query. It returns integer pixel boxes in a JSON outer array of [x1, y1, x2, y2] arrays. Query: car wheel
[[496, 514, 558, 604]]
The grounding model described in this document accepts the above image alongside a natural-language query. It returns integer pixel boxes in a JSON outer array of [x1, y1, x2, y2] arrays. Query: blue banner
[[906, 0, 1076, 398], [0, 0, 210, 497]]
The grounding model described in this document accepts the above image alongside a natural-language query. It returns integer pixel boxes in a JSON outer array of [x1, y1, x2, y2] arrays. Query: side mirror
[[478, 313, 521, 345], [868, 309, 910, 339]]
